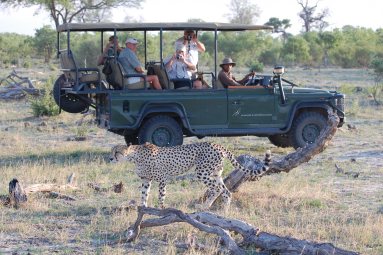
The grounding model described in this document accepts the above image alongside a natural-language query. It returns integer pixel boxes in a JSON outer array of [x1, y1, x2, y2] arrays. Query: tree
[[225, 0, 261, 25], [282, 35, 311, 64], [316, 29, 343, 67], [187, 18, 205, 23], [1, 0, 145, 29], [264, 17, 292, 44], [33, 25, 56, 63], [297, 0, 329, 33]]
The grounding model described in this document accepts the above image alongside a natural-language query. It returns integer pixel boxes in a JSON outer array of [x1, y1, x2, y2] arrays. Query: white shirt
[[175, 37, 199, 67], [164, 56, 191, 79]]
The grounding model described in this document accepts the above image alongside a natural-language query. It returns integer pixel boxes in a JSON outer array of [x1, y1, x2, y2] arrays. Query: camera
[[186, 34, 192, 41], [176, 54, 181, 60], [109, 43, 114, 48]]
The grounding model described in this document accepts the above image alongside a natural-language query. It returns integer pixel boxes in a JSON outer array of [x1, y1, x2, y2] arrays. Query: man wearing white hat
[[119, 37, 161, 90], [164, 44, 203, 89], [218, 58, 255, 89]]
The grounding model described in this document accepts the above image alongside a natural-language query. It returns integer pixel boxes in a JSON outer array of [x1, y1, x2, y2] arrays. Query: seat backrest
[[108, 60, 123, 88], [215, 80, 225, 89], [59, 53, 77, 81], [148, 64, 173, 89]]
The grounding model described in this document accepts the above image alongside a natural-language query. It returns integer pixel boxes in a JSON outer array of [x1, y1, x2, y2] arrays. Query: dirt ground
[[0, 66, 383, 254]]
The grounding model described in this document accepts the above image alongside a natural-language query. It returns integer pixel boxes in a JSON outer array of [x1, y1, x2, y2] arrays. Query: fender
[[283, 100, 332, 133]]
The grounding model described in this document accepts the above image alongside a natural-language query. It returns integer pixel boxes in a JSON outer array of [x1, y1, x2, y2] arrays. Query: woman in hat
[[218, 58, 255, 89]]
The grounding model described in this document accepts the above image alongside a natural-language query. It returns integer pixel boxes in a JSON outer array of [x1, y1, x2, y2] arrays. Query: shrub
[[48, 64, 58, 71], [347, 100, 361, 116], [71, 123, 90, 138], [23, 61, 31, 68], [283, 54, 295, 67], [28, 76, 59, 117], [246, 60, 264, 72]]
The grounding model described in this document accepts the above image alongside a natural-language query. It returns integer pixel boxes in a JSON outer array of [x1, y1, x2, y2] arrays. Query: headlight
[[273, 66, 284, 75]]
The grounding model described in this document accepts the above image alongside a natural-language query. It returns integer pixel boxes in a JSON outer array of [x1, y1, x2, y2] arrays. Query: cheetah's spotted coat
[[110, 142, 271, 212]]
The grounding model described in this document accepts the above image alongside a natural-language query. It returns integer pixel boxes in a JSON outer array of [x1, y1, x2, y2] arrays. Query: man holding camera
[[174, 29, 205, 66], [96, 36, 123, 66], [164, 44, 203, 89]]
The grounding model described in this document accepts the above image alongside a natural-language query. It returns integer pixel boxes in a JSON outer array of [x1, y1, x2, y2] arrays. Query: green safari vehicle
[[54, 22, 345, 150]]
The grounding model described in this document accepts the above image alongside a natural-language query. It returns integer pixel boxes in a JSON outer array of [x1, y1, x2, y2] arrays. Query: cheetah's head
[[109, 144, 136, 163]]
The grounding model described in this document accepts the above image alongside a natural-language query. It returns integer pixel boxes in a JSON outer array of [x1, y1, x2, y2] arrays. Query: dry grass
[[1, 66, 383, 254]]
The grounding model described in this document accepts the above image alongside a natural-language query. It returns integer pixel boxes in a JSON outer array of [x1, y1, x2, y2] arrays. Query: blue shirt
[[119, 48, 140, 75], [164, 56, 191, 79]]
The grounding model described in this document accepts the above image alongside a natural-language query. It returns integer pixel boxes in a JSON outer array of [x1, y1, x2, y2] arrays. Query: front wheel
[[124, 134, 139, 145], [290, 112, 327, 150], [138, 115, 183, 147], [53, 74, 88, 113]]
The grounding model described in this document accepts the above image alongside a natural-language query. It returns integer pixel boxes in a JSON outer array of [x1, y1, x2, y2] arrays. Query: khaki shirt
[[218, 69, 248, 89]]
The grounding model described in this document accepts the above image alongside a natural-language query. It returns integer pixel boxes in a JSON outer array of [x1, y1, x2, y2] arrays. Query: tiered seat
[[108, 60, 149, 90]]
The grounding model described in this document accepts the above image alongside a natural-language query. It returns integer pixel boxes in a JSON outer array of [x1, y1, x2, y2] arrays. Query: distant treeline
[[1, 25, 383, 71]]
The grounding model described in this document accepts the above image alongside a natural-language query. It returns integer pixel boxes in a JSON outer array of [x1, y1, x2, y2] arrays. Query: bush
[[283, 54, 295, 67], [28, 76, 59, 117], [48, 64, 58, 71], [246, 60, 264, 72], [71, 123, 90, 138], [23, 61, 30, 68]]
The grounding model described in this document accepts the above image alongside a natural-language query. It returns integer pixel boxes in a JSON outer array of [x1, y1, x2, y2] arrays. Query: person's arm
[[135, 66, 145, 74], [192, 34, 205, 52], [238, 71, 256, 85], [218, 71, 242, 87], [96, 44, 112, 66], [180, 57, 196, 72], [165, 55, 176, 71]]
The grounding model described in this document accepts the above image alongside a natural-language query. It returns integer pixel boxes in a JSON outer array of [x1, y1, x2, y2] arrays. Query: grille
[[332, 95, 345, 116]]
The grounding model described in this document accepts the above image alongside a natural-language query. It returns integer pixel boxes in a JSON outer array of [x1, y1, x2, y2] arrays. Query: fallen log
[[1, 173, 80, 207], [107, 206, 357, 255], [0, 70, 44, 99], [203, 107, 340, 202]]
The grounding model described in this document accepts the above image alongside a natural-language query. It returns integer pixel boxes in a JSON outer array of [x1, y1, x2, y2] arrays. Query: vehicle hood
[[284, 87, 330, 94]]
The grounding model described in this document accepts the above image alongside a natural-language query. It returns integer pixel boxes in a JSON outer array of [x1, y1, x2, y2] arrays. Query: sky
[[0, 0, 382, 36]]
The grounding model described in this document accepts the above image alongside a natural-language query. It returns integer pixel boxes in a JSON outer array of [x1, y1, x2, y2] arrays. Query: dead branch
[[109, 207, 357, 255], [0, 70, 44, 99], [110, 206, 244, 255], [2, 174, 80, 207], [87, 181, 124, 193], [203, 107, 339, 202], [49, 191, 76, 201]]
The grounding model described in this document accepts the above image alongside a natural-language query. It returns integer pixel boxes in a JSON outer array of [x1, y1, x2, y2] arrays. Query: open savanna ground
[[0, 66, 383, 254]]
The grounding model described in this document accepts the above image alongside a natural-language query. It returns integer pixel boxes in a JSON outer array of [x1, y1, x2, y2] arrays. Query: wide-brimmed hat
[[125, 37, 138, 44], [219, 58, 236, 68]]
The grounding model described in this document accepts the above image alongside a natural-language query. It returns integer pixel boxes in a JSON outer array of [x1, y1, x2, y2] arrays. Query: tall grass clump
[[28, 76, 59, 116], [339, 82, 355, 95], [347, 99, 361, 116]]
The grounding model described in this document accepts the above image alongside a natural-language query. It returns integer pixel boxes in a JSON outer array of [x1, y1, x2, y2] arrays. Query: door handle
[[232, 101, 243, 105]]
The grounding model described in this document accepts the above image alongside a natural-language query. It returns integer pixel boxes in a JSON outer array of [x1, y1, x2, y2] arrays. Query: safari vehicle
[[54, 22, 345, 150]]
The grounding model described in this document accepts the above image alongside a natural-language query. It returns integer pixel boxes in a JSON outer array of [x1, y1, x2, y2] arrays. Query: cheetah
[[110, 142, 271, 213]]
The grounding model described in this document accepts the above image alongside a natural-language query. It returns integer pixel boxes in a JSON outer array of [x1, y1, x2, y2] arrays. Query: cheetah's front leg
[[141, 178, 152, 207], [158, 177, 169, 209]]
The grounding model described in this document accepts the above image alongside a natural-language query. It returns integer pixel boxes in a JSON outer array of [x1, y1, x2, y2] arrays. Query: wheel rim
[[301, 124, 321, 144], [151, 127, 173, 147]]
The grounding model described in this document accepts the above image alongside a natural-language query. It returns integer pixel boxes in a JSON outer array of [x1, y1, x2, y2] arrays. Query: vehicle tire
[[53, 74, 88, 113], [268, 134, 292, 148], [124, 134, 139, 145], [138, 115, 183, 147], [290, 112, 327, 150]]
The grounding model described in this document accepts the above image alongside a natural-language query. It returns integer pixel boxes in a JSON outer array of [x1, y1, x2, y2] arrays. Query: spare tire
[[53, 74, 88, 113]]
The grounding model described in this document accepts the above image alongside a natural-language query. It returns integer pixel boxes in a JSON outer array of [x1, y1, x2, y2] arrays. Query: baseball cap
[[125, 37, 138, 44], [184, 29, 194, 34], [175, 43, 186, 52]]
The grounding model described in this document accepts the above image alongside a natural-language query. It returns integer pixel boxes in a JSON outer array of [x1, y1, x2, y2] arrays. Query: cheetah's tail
[[226, 149, 272, 177]]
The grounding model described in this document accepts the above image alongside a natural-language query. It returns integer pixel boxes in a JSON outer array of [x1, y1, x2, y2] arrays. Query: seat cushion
[[80, 73, 106, 82], [124, 79, 150, 89]]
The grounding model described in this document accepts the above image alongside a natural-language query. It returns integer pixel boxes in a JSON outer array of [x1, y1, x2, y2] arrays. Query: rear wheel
[[268, 134, 292, 148], [138, 115, 183, 147], [290, 112, 327, 150], [53, 74, 88, 113]]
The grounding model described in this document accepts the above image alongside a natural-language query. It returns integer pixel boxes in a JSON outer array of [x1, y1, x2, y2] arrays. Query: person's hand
[[192, 34, 197, 42], [104, 43, 112, 51], [171, 54, 177, 61], [248, 71, 256, 77]]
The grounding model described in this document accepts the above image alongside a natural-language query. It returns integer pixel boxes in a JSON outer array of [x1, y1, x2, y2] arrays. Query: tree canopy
[[224, 0, 261, 25], [297, 0, 329, 33]]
